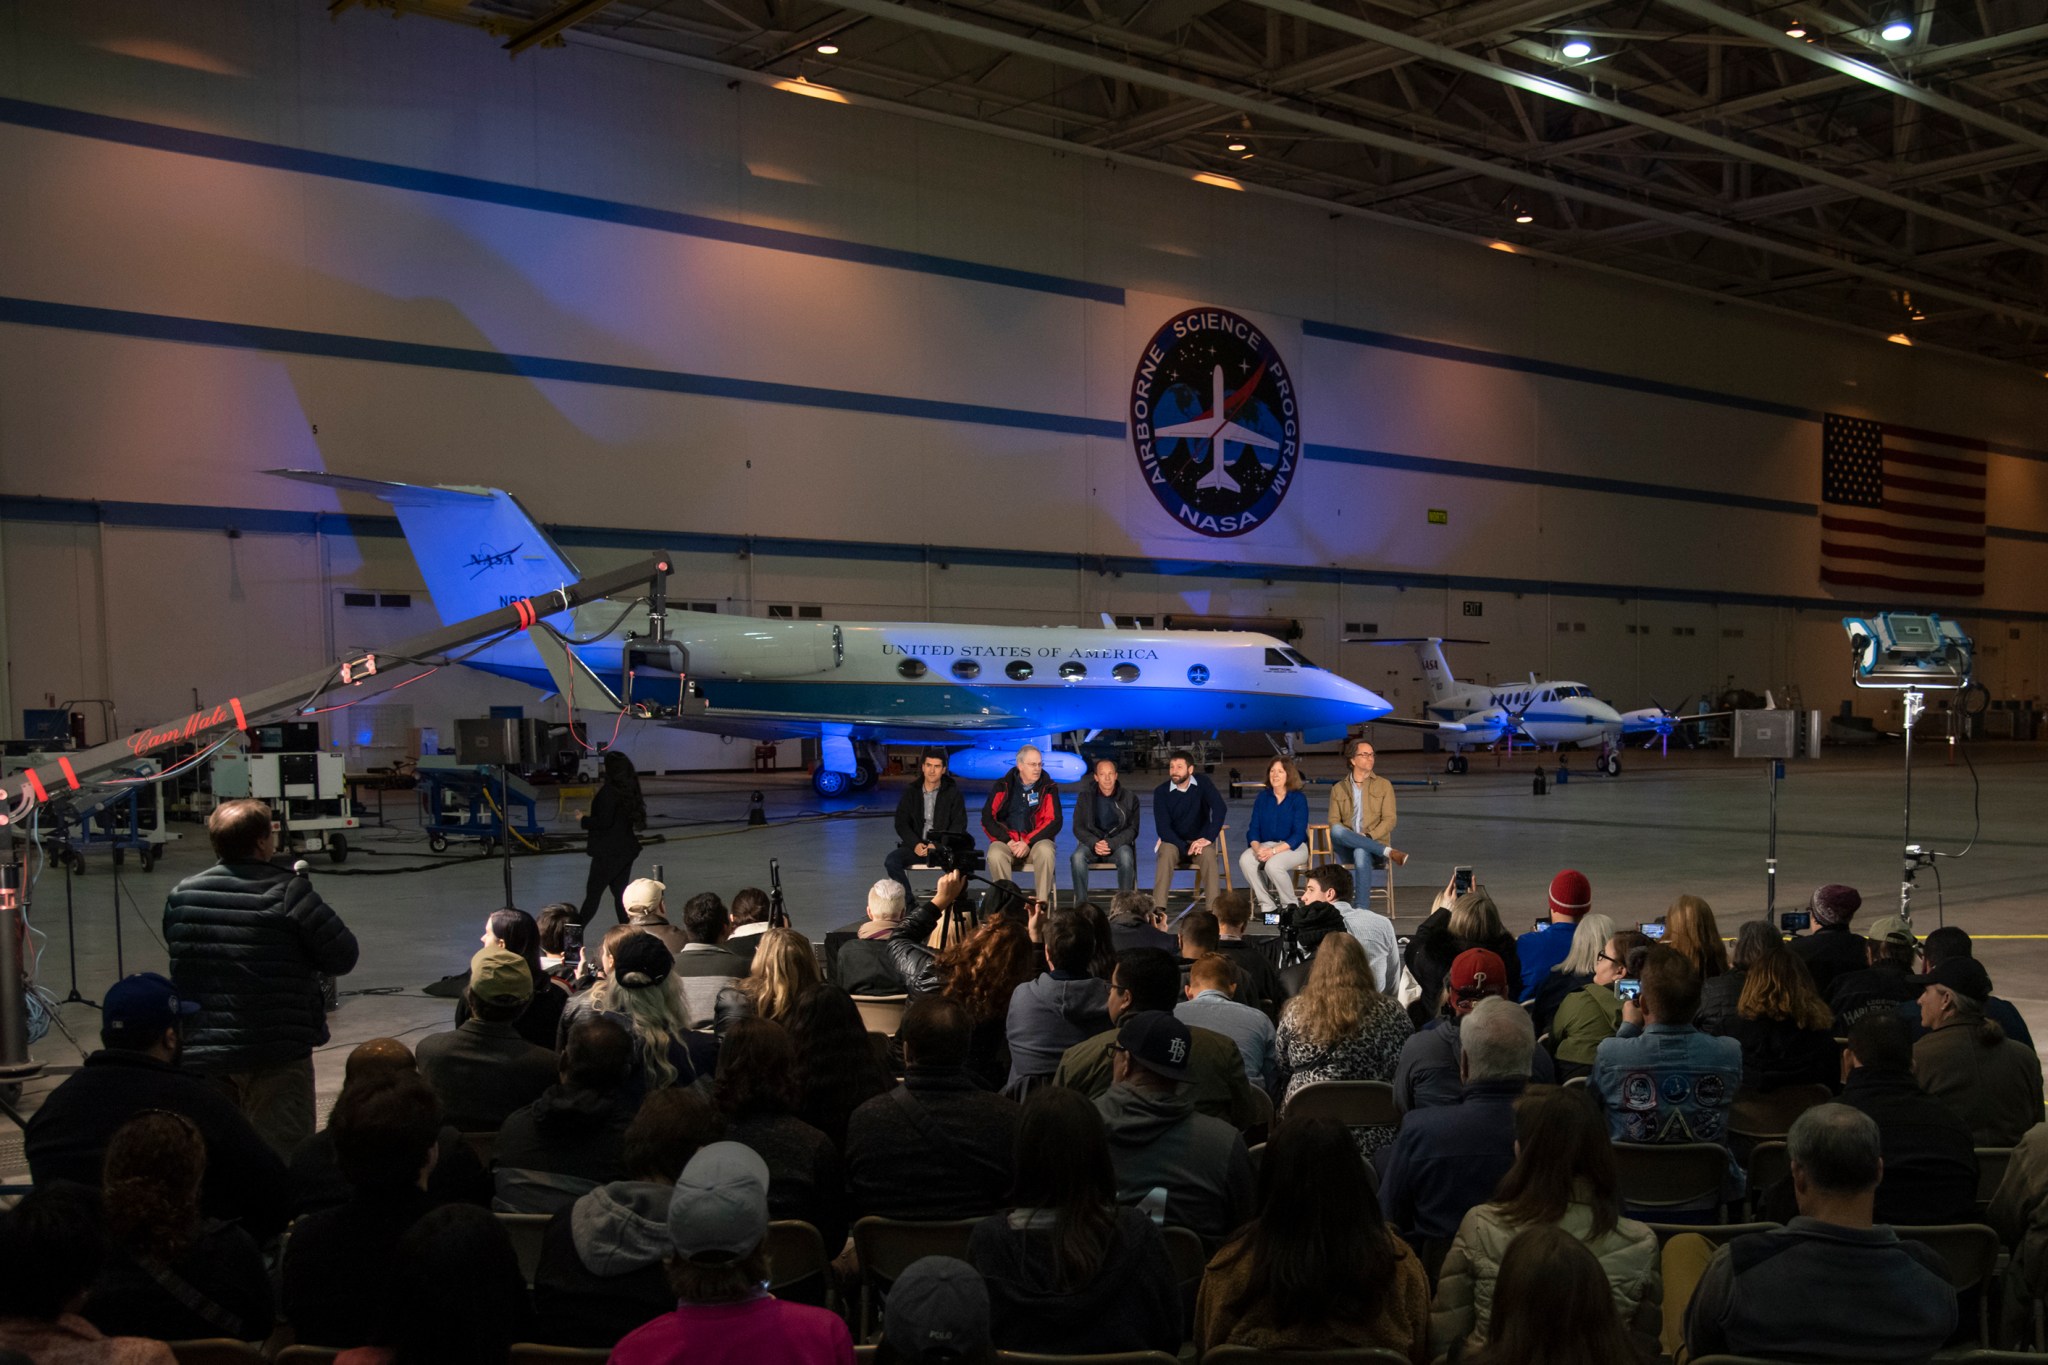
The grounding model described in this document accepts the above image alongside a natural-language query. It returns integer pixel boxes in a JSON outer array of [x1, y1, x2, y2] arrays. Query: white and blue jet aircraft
[[1366, 638, 1630, 775], [280, 474, 1400, 795]]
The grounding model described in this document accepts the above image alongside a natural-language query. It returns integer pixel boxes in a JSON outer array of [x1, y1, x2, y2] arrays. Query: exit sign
[[1427, 509, 1448, 525], [1462, 601, 1484, 617]]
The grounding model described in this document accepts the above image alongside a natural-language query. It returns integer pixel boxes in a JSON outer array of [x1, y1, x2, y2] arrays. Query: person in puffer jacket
[[1428, 1086, 1661, 1361], [163, 799, 359, 1159], [532, 1089, 725, 1348]]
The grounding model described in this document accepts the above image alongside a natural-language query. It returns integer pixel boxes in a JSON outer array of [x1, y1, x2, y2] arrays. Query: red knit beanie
[[1548, 869, 1592, 918]]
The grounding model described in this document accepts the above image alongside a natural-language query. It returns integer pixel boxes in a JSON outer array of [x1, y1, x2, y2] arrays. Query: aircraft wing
[[529, 627, 622, 715], [1618, 708, 1736, 735], [1216, 420, 1278, 450], [1155, 416, 1216, 439], [1369, 716, 1480, 734]]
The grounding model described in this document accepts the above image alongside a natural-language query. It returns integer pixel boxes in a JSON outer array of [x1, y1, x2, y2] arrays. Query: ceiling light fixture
[[1560, 37, 1594, 59], [1240, 152, 1255, 160], [1227, 140, 1248, 152], [1513, 207, 1535, 224], [1887, 332, 1913, 346], [1192, 172, 1245, 191], [1879, 16, 1913, 40], [772, 77, 850, 103], [815, 42, 839, 54], [1784, 20, 1807, 37]]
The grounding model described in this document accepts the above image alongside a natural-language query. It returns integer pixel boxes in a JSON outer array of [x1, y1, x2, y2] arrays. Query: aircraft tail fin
[[1355, 637, 1477, 705], [271, 471, 579, 626]]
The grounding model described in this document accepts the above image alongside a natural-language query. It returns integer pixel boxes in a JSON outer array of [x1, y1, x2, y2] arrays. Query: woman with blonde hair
[[1728, 945, 1840, 1094], [1239, 756, 1310, 917], [1664, 895, 1730, 982], [606, 932, 719, 1092], [743, 926, 823, 1027], [1276, 933, 1413, 1157], [1405, 887, 1523, 1028], [1529, 913, 1614, 1038]]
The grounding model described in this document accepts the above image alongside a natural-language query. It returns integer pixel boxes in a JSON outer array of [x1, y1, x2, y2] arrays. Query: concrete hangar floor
[[5, 742, 2044, 1173]]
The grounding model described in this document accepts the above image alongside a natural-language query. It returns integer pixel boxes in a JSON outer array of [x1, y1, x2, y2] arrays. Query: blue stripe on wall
[[1989, 525, 2048, 545], [0, 295, 1125, 440], [1305, 443, 1818, 517], [0, 97, 1123, 307], [6, 493, 2044, 621]]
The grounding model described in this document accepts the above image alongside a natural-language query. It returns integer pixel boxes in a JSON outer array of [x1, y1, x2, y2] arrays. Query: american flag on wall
[[1820, 413, 1987, 599]]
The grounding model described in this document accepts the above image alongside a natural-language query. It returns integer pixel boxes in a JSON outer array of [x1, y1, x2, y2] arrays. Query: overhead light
[[1192, 172, 1245, 191], [1784, 21, 1808, 37], [1560, 37, 1594, 59], [814, 42, 840, 54], [1879, 17, 1913, 40], [1240, 152, 1255, 160], [1513, 207, 1535, 224], [1488, 240, 1519, 253], [772, 77, 849, 103], [1887, 332, 1914, 346], [1227, 140, 1248, 152]]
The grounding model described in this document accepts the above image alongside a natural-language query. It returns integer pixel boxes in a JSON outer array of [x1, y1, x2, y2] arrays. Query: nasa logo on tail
[[466, 543, 522, 578], [1129, 307, 1299, 538]]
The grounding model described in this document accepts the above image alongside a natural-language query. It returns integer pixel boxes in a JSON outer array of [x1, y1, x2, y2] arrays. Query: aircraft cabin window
[[897, 659, 927, 679], [952, 659, 981, 680], [1282, 649, 1322, 670], [1113, 663, 1141, 683], [1005, 660, 1034, 681], [1059, 661, 1087, 680], [1265, 648, 1291, 666]]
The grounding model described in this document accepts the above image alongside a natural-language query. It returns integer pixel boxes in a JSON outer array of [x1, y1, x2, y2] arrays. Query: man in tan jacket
[[1327, 738, 1409, 896]]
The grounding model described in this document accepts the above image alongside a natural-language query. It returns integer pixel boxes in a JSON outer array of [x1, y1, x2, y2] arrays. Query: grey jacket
[[671, 942, 747, 1030], [1095, 1082, 1254, 1249], [416, 1020, 558, 1132], [1003, 974, 1113, 1096]]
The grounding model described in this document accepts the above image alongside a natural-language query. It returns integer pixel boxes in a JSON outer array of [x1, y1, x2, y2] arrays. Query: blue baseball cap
[[103, 973, 200, 1040]]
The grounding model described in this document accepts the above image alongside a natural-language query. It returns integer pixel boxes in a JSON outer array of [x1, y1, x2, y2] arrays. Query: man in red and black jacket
[[981, 745, 1064, 905]]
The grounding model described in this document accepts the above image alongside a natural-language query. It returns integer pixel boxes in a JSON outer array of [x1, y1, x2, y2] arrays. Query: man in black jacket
[[1787, 882, 1869, 1001], [884, 749, 969, 898], [1068, 758, 1141, 906], [495, 1013, 638, 1214], [1828, 916, 1924, 1027], [163, 798, 360, 1158], [981, 746, 1063, 904], [845, 995, 1021, 1219], [24, 972, 291, 1242]]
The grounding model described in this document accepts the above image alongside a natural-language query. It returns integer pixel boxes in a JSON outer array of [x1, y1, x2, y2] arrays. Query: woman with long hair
[[1197, 1117, 1428, 1359], [712, 1017, 846, 1252], [1461, 1224, 1644, 1365], [1665, 895, 1730, 983], [938, 910, 1041, 1089], [1430, 1087, 1660, 1359], [1729, 946, 1841, 1093], [1276, 933, 1413, 1158], [743, 926, 824, 1027], [336, 1204, 530, 1365], [1239, 756, 1310, 916], [1548, 928, 1650, 1081], [84, 1112, 276, 1344], [1529, 912, 1614, 1039], [455, 907, 568, 1049], [1405, 888, 1524, 1027], [786, 983, 892, 1150], [1698, 918, 1782, 1035], [968, 1087, 1179, 1354], [606, 932, 718, 1092], [578, 750, 647, 929]]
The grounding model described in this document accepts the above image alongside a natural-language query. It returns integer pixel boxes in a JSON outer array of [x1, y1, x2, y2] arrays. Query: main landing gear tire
[[1445, 754, 1469, 775], [850, 759, 879, 792], [1601, 753, 1622, 777], [812, 768, 851, 798]]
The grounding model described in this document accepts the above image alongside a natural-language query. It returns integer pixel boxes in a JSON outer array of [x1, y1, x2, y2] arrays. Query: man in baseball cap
[[1096, 1010, 1252, 1249], [621, 878, 688, 954], [609, 1142, 853, 1364], [1515, 869, 1592, 1002], [1910, 957, 2044, 1146], [1789, 883, 1869, 998], [1827, 914, 1923, 1026], [1394, 948, 1556, 1113], [882, 1256, 994, 1364], [415, 946, 555, 1131]]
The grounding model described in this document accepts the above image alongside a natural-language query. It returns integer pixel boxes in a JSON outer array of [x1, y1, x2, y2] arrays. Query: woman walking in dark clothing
[[579, 752, 646, 928]]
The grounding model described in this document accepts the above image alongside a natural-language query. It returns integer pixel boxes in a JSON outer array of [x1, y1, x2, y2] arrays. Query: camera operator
[[884, 749, 969, 899]]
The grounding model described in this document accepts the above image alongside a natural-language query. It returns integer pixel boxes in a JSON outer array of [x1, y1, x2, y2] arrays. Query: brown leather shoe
[[1387, 848, 1410, 867]]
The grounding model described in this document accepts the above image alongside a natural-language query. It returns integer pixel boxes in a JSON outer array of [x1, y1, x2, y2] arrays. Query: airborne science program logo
[[1130, 307, 1299, 537]]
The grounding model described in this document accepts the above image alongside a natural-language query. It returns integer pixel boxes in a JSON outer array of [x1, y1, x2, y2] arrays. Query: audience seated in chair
[[1682, 1103, 1958, 1363], [1378, 994, 1537, 1266], [601, 933, 725, 1092], [1547, 928, 1649, 1081], [282, 1073, 447, 1347], [1787, 883, 1871, 1001], [417, 946, 559, 1132], [82, 1111, 275, 1346], [724, 886, 774, 970], [1912, 954, 2044, 1147], [1696, 919, 1781, 1037], [330, 1204, 531, 1365], [1104, 889, 1177, 955], [874, 1256, 996, 1365], [1276, 932, 1413, 1160], [968, 1087, 1181, 1355], [609, 1143, 853, 1365], [290, 1037, 492, 1218], [1176, 952, 1278, 1096], [834, 881, 914, 998], [846, 995, 1021, 1221], [1988, 1097, 2048, 1344], [737, 925, 824, 1032], [1403, 887, 1524, 1026], [671, 893, 751, 1029], [1196, 1116, 1429, 1360], [1430, 1086, 1660, 1360], [787, 983, 893, 1151], [1894, 926, 2034, 1047], [1055, 948, 1263, 1129], [454, 909, 570, 1052], [1513, 869, 1594, 1004], [1828, 914, 1926, 1027], [1393, 947, 1556, 1115], [1208, 890, 1286, 1018], [533, 1090, 724, 1349], [1525, 912, 1611, 1041], [931, 893, 1038, 1091], [23, 972, 291, 1244], [620, 878, 690, 956], [1094, 1009, 1254, 1250], [1001, 908, 1112, 1099], [712, 1017, 847, 1253], [1725, 944, 1843, 1100], [1459, 1223, 1644, 1365], [493, 1013, 637, 1216], [0, 1185, 176, 1365]]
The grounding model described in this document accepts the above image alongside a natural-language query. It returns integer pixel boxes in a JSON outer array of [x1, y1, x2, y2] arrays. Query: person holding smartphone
[[1546, 928, 1649, 1081]]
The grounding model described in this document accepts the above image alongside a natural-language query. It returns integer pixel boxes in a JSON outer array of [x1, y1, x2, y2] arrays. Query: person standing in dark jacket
[[494, 1014, 637, 1215], [1152, 751, 1228, 907], [885, 749, 970, 898], [982, 746, 1063, 905], [24, 972, 292, 1244], [1069, 758, 1142, 906], [577, 750, 646, 929], [1787, 882, 1869, 1001], [162, 799, 359, 1160]]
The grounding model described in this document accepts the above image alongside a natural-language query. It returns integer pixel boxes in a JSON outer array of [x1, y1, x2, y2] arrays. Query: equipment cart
[[415, 760, 544, 853]]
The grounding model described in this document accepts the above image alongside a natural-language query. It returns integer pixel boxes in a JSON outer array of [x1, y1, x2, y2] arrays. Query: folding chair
[[1613, 1142, 1732, 1221], [1202, 1347, 1414, 1363], [1161, 1223, 1209, 1292], [507, 1348, 612, 1365], [460, 1130, 497, 1169], [273, 1350, 341, 1365], [495, 1211, 551, 1288], [763, 1218, 835, 1309], [1727, 1083, 1832, 1141], [851, 1215, 980, 1340], [1744, 1141, 1790, 1220], [851, 994, 909, 1035], [1894, 1222, 2001, 1345], [1643, 1220, 1780, 1245], [167, 1344, 267, 1365], [1156, 826, 1232, 903], [1303, 824, 1395, 921], [1976, 1146, 2014, 1212], [1282, 1079, 1398, 1130]]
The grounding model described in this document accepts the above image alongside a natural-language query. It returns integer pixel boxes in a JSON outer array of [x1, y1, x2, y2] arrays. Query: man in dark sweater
[[162, 798, 360, 1158], [1209, 891, 1286, 1017], [1069, 758, 1142, 906], [495, 1013, 638, 1214], [1787, 882, 1870, 1002], [1106, 890, 1178, 955], [884, 749, 970, 898], [24, 972, 290, 1242], [845, 996, 1021, 1219], [1686, 1103, 1957, 1362], [416, 946, 559, 1132], [1152, 751, 1227, 906], [1828, 915, 1925, 1027]]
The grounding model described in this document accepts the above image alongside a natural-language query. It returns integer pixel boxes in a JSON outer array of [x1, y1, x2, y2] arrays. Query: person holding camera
[[885, 749, 970, 899], [1547, 928, 1650, 1081], [981, 746, 1063, 905], [1069, 758, 1141, 906]]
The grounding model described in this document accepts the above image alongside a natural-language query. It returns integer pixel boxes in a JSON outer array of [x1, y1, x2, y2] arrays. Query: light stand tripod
[[1897, 687, 1936, 922], [56, 846, 96, 1009], [1763, 758, 1784, 921]]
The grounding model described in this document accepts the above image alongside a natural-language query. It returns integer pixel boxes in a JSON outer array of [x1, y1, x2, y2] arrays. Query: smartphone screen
[[1640, 923, 1666, 940], [1452, 865, 1474, 896], [1779, 910, 1812, 933], [1532, 918, 1548, 932], [1615, 978, 1643, 1001], [1262, 911, 1281, 926]]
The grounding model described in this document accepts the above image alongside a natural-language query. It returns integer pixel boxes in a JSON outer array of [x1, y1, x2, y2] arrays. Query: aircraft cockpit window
[[1005, 660, 1034, 681], [1113, 663, 1141, 683], [1282, 648, 1322, 670], [1265, 648, 1291, 667], [1059, 661, 1087, 681], [1541, 689, 1555, 702], [897, 659, 927, 679], [951, 659, 981, 681]]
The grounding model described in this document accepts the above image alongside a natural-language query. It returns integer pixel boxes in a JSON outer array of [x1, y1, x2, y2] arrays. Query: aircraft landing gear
[[850, 757, 879, 792], [812, 767, 852, 798], [1444, 754, 1470, 775], [1600, 751, 1622, 777]]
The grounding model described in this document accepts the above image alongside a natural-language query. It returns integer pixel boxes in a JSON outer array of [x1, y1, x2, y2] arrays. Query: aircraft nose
[[1592, 701, 1624, 725]]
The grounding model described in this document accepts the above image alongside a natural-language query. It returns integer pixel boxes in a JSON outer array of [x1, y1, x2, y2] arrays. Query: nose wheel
[[1444, 754, 1469, 775], [1600, 752, 1622, 777]]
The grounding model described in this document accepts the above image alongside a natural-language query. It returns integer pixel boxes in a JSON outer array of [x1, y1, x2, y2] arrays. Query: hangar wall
[[0, 0, 2044, 761]]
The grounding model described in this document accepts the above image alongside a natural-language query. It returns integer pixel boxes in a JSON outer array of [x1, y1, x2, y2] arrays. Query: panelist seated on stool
[[1069, 757, 1142, 906], [1327, 737, 1408, 890], [980, 744, 1063, 906], [1153, 750, 1227, 905], [884, 747, 970, 899]]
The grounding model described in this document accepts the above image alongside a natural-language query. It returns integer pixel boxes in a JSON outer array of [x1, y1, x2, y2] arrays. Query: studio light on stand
[[1842, 612, 1974, 922]]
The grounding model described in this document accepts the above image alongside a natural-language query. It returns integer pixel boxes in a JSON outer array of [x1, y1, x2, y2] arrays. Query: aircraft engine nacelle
[[945, 746, 1088, 783], [681, 622, 843, 679]]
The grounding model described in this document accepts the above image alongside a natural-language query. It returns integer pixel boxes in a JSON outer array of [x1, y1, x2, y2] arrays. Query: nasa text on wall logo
[[1129, 308, 1299, 537]]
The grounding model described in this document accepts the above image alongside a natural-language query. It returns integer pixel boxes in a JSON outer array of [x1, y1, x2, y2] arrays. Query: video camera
[[920, 834, 985, 878]]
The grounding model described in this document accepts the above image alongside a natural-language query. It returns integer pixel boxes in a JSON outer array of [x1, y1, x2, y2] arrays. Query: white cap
[[622, 878, 666, 913]]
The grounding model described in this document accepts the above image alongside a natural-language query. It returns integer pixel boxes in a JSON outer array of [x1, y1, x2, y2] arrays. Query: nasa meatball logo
[[1129, 308, 1299, 538]]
